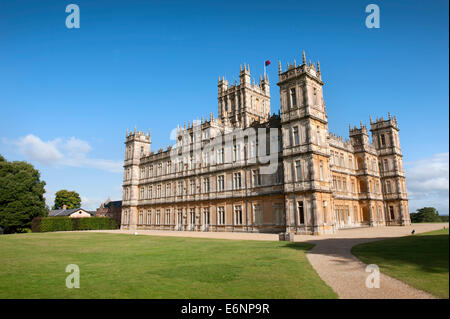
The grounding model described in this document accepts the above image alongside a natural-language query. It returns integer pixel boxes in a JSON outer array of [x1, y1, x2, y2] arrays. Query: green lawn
[[352, 228, 449, 298], [0, 232, 337, 299]]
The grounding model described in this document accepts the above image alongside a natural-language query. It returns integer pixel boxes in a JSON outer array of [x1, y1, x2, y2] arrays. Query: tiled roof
[[48, 208, 93, 217]]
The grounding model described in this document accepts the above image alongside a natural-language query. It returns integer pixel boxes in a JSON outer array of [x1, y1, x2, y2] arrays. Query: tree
[[0, 155, 48, 233], [53, 190, 81, 209], [410, 207, 442, 223]]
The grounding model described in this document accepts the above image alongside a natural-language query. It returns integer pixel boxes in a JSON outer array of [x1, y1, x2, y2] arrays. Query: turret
[[122, 128, 151, 231]]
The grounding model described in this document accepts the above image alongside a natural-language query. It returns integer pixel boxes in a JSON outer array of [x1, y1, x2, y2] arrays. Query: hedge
[[31, 217, 118, 232]]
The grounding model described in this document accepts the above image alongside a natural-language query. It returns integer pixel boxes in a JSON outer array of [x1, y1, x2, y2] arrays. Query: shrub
[[31, 217, 118, 232]]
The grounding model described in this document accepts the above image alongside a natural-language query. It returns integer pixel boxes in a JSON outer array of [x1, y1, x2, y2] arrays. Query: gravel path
[[303, 223, 447, 299], [87, 223, 448, 299]]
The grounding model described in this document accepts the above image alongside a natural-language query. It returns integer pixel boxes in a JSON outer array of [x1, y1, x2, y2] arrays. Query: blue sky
[[0, 0, 448, 214]]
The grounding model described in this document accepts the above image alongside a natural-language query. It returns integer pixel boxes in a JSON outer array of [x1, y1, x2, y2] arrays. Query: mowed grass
[[352, 228, 449, 298], [0, 232, 337, 299]]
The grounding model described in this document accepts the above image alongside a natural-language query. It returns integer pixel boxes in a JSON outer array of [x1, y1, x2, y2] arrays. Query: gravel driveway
[[302, 223, 447, 299]]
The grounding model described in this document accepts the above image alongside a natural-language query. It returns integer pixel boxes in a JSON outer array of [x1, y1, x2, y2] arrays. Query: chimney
[[62, 204, 67, 210]]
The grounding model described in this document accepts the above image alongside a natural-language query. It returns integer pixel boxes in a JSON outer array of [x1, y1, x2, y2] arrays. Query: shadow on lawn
[[284, 233, 449, 275]]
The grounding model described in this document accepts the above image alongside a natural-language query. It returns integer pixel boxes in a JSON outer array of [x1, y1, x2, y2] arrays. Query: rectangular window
[[217, 148, 224, 164], [157, 185, 161, 198], [290, 88, 297, 108], [165, 209, 170, 224], [156, 211, 161, 225], [233, 172, 242, 189], [217, 207, 225, 225], [293, 126, 300, 146], [295, 160, 302, 181], [189, 208, 195, 228], [273, 204, 285, 225], [254, 204, 263, 225], [297, 201, 305, 224], [217, 175, 225, 191], [146, 210, 151, 225], [177, 181, 183, 196], [190, 180, 196, 194], [202, 151, 210, 166], [234, 205, 243, 225], [203, 208, 210, 227], [203, 177, 210, 193], [139, 210, 143, 224], [384, 159, 389, 171], [249, 141, 256, 158], [233, 144, 241, 162], [252, 169, 261, 186], [381, 134, 386, 146]]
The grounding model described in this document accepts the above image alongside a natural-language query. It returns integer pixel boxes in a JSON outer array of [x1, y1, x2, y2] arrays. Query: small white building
[[48, 207, 94, 218]]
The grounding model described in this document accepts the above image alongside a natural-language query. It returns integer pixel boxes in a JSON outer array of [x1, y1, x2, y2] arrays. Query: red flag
[[265, 60, 271, 66]]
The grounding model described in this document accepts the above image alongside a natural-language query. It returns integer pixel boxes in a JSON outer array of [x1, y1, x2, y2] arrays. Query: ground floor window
[[253, 204, 263, 225], [217, 207, 225, 225], [203, 208, 210, 226], [234, 205, 243, 225], [165, 209, 170, 225], [146, 210, 151, 225], [156, 211, 161, 225], [139, 210, 143, 224], [297, 201, 305, 224], [273, 204, 285, 225], [189, 208, 195, 227], [177, 210, 183, 226]]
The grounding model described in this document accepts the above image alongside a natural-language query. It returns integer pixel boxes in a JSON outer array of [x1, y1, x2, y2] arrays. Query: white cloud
[[7, 134, 122, 173], [16, 134, 63, 165], [63, 137, 92, 156], [405, 152, 449, 215]]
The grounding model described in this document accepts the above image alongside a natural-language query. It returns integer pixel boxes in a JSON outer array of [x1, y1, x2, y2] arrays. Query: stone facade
[[121, 51, 410, 235]]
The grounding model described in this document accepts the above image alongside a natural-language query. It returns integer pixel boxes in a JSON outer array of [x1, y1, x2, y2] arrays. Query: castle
[[121, 51, 410, 235]]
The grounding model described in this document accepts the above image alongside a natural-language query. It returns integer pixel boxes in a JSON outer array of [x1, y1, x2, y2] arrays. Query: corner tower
[[370, 114, 410, 225], [122, 128, 151, 230]]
